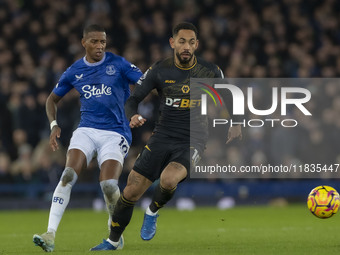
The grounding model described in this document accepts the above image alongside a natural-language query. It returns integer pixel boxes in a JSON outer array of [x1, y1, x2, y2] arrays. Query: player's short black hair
[[172, 22, 198, 38], [83, 24, 105, 37]]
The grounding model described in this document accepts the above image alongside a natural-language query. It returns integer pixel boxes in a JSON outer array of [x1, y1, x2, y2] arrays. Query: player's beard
[[176, 51, 193, 65]]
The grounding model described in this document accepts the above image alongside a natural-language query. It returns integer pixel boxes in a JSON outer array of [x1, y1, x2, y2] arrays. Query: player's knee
[[61, 167, 78, 186], [160, 177, 177, 190], [161, 162, 187, 189], [100, 179, 120, 203], [160, 172, 180, 189], [123, 186, 143, 201]]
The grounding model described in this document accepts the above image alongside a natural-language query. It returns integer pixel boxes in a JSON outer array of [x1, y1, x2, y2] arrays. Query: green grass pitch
[[0, 205, 339, 255]]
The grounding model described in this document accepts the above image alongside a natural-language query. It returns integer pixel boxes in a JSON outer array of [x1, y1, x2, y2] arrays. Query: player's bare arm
[[226, 124, 242, 144], [218, 85, 243, 144], [46, 92, 62, 151]]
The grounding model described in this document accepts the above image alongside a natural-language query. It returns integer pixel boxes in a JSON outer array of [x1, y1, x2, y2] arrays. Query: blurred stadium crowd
[[0, 0, 340, 192]]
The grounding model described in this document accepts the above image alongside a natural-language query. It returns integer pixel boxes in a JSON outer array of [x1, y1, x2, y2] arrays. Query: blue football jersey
[[53, 52, 142, 144]]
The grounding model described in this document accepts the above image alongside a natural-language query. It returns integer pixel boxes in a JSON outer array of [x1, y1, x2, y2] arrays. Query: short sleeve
[[121, 58, 143, 84], [52, 68, 73, 97], [215, 65, 224, 78]]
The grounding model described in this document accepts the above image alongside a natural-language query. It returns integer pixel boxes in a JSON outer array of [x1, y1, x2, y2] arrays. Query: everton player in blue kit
[[91, 22, 242, 251], [33, 24, 142, 252]]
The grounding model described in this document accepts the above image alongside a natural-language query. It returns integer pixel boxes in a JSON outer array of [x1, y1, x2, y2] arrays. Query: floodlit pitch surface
[[1, 206, 339, 255]]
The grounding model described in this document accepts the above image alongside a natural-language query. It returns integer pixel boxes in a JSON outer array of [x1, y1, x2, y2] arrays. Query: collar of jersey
[[83, 52, 106, 66], [174, 56, 197, 70]]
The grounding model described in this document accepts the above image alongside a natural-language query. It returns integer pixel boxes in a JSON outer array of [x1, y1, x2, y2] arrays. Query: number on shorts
[[191, 148, 201, 167], [119, 136, 128, 155]]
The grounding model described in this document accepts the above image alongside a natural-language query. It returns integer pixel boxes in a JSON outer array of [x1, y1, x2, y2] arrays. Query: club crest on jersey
[[181, 85, 190, 93], [106, 65, 116, 75]]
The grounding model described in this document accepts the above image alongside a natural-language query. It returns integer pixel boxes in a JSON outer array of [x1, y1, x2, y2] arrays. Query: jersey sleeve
[[125, 65, 158, 119], [215, 65, 224, 78], [216, 67, 242, 122], [121, 58, 143, 84], [52, 68, 73, 97]]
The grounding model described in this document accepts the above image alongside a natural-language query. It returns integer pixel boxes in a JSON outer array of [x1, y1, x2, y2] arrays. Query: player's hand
[[49, 126, 61, 151], [226, 125, 242, 144], [130, 114, 146, 128]]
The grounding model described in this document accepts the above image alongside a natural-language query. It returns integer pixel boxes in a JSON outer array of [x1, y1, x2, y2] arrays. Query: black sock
[[109, 194, 136, 242], [149, 184, 177, 213]]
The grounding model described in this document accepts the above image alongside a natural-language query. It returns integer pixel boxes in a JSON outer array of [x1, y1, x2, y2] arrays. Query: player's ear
[[195, 39, 199, 50], [81, 38, 86, 48], [169, 37, 175, 49]]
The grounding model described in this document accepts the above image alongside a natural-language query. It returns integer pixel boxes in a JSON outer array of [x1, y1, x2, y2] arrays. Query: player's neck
[[85, 55, 104, 63], [174, 56, 196, 69]]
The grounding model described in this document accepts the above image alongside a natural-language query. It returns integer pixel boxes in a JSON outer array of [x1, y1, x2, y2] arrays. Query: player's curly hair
[[172, 22, 198, 38]]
